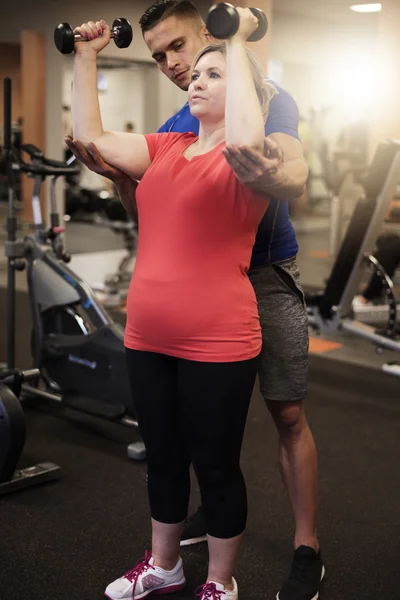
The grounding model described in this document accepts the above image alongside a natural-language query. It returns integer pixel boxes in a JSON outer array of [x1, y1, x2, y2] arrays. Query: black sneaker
[[277, 545, 325, 600], [180, 506, 207, 547]]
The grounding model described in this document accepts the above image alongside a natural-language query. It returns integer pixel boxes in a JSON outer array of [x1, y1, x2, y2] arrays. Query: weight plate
[[206, 3, 240, 40], [54, 23, 75, 54], [113, 17, 133, 49], [248, 8, 268, 42]]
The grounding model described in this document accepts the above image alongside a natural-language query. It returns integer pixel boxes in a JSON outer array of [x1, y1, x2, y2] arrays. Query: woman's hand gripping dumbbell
[[54, 18, 133, 54]]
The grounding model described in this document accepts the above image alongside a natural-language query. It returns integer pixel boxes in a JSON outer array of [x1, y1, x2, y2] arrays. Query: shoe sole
[[275, 565, 325, 600], [105, 579, 186, 600], [180, 535, 207, 547]]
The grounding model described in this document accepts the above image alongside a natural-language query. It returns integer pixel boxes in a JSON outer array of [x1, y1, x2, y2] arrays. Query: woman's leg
[[125, 349, 191, 568], [178, 356, 259, 588]]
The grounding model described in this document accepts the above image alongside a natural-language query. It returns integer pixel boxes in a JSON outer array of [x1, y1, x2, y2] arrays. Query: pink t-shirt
[[124, 132, 269, 362]]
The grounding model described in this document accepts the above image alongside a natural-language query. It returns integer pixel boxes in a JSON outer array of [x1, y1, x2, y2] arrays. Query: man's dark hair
[[139, 0, 204, 34]]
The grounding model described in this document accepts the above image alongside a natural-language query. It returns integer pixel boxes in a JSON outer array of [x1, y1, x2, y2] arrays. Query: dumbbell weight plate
[[54, 23, 75, 54], [247, 8, 268, 42], [206, 3, 240, 40], [113, 17, 133, 49]]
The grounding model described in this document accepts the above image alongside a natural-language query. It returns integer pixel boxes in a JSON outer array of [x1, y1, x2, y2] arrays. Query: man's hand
[[222, 137, 283, 187], [65, 136, 138, 219], [65, 136, 127, 184], [222, 134, 308, 199]]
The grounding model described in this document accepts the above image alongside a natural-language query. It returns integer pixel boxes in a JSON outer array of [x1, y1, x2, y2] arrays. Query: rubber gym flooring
[[1, 287, 400, 600]]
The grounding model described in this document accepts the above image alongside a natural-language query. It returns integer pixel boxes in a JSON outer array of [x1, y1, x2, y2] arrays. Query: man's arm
[[222, 132, 308, 200], [65, 137, 138, 220]]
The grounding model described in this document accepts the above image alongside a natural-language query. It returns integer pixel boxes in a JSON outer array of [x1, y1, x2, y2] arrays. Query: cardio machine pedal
[[0, 462, 61, 496], [63, 393, 126, 420]]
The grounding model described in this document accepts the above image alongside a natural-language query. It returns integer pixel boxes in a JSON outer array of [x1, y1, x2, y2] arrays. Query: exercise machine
[[307, 138, 400, 376], [2, 77, 145, 459], [64, 172, 138, 307], [0, 369, 60, 496], [352, 231, 400, 326], [97, 217, 138, 307], [318, 142, 367, 257]]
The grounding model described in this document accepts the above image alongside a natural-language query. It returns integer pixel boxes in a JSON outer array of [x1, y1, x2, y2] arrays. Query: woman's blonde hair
[[190, 44, 277, 121]]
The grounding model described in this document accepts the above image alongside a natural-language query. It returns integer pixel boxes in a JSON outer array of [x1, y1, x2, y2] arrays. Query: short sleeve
[[143, 132, 184, 161], [264, 83, 300, 140]]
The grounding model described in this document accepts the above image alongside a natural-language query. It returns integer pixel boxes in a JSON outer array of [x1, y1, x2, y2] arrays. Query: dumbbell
[[206, 3, 268, 42], [54, 18, 133, 54]]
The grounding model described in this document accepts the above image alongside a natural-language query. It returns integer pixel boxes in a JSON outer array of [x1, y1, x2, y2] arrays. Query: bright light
[[350, 3, 382, 12], [320, 48, 386, 122]]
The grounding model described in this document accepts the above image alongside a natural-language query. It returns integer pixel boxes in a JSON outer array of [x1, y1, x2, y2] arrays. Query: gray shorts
[[248, 256, 309, 403]]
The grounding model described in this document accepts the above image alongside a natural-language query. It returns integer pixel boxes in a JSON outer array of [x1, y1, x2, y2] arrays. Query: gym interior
[[1, 1, 400, 599]]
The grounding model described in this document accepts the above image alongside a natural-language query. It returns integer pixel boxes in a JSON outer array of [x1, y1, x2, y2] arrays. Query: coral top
[[124, 132, 269, 362]]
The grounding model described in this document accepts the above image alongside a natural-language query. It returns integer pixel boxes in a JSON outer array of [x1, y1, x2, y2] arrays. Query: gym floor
[[1, 214, 400, 599]]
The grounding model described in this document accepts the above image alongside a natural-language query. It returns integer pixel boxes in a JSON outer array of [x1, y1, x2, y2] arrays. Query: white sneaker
[[196, 579, 238, 600], [105, 551, 186, 600]]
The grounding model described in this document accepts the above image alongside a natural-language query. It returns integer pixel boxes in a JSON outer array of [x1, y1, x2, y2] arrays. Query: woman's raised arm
[[71, 19, 151, 179]]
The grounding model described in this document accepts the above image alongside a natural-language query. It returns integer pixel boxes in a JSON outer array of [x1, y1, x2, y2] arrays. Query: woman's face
[[188, 51, 226, 123]]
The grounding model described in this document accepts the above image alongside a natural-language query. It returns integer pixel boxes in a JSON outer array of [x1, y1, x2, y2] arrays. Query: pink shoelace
[[196, 582, 226, 600], [124, 550, 155, 598]]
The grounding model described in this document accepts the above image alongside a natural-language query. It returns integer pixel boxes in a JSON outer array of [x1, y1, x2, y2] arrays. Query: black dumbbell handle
[[73, 26, 120, 44]]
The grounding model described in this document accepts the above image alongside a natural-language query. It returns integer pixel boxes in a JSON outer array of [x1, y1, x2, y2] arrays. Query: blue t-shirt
[[158, 82, 299, 267]]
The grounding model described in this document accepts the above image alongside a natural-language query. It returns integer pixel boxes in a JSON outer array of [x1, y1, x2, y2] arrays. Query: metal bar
[[341, 319, 400, 352], [1, 369, 40, 386], [4, 77, 15, 370], [22, 384, 62, 403], [21, 384, 139, 429], [329, 192, 343, 257], [73, 29, 118, 43], [21, 369, 41, 381]]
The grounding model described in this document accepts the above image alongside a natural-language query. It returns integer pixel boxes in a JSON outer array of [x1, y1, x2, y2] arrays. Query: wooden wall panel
[[21, 31, 46, 222]]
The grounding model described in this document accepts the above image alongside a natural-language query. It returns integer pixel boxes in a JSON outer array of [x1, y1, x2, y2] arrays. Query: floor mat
[[1, 292, 400, 599]]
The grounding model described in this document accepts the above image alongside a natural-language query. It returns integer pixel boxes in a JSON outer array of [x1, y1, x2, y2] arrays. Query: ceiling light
[[350, 3, 382, 12]]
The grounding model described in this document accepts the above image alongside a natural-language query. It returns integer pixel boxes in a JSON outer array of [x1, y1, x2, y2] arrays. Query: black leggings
[[125, 349, 259, 539]]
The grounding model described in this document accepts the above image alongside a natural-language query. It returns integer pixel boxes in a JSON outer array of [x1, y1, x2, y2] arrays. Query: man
[[66, 2, 324, 600]]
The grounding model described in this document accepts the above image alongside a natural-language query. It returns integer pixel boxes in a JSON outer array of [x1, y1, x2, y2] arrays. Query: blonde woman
[[71, 10, 275, 600]]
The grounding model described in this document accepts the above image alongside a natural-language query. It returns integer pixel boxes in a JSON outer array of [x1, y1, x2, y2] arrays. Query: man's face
[[144, 16, 210, 91]]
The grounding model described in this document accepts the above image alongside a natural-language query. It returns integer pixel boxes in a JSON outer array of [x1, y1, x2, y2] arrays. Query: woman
[[71, 10, 275, 600]]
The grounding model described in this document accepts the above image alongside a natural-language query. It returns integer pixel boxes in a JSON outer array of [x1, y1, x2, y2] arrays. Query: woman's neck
[[196, 123, 225, 152]]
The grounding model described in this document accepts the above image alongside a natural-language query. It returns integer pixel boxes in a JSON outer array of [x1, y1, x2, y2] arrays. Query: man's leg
[[266, 399, 318, 551], [251, 258, 324, 600]]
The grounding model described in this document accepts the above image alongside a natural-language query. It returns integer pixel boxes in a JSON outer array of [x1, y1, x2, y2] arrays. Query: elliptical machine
[[0, 368, 61, 495], [0, 79, 61, 495], [2, 77, 145, 460], [98, 217, 138, 307]]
